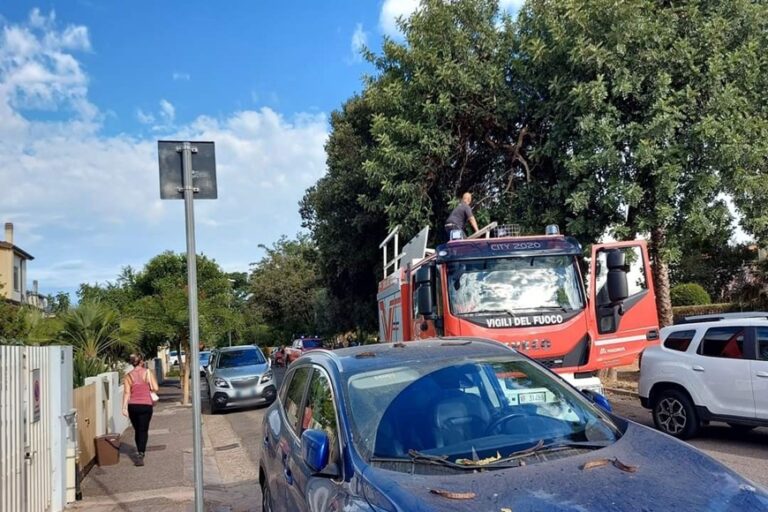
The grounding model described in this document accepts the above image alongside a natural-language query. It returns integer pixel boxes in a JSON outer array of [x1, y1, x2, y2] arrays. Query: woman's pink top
[[127, 367, 154, 406]]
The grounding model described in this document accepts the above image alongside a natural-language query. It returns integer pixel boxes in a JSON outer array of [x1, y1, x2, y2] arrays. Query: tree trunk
[[181, 336, 190, 405], [650, 227, 674, 327]]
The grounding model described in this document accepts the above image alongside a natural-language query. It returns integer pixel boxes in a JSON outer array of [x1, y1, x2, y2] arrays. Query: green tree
[[517, 0, 768, 324], [301, 95, 388, 334], [77, 266, 140, 313], [57, 302, 140, 384], [362, 0, 524, 237], [248, 236, 323, 340], [131, 252, 235, 404]]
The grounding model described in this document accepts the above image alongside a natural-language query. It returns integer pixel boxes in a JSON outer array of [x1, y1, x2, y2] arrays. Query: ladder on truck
[[379, 222, 500, 278]]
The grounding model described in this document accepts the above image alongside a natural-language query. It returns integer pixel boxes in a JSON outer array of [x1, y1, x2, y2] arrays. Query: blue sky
[[0, 1, 523, 300]]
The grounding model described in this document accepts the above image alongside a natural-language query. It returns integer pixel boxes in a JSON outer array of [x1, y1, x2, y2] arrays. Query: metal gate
[[0, 345, 73, 512]]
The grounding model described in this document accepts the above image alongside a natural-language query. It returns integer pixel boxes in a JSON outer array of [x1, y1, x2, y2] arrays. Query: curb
[[605, 387, 640, 399]]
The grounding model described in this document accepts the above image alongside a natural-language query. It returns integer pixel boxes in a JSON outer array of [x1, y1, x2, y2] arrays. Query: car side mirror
[[301, 429, 330, 473], [415, 265, 434, 316], [606, 250, 629, 303], [582, 389, 612, 413]]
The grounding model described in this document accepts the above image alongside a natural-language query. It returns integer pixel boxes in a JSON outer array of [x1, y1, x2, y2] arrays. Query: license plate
[[236, 388, 256, 398], [519, 392, 546, 404]]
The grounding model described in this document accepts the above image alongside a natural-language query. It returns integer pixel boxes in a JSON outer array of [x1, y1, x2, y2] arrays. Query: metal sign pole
[[180, 141, 204, 512]]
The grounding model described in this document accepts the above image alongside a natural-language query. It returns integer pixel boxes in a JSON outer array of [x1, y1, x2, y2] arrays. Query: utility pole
[[158, 140, 217, 512]]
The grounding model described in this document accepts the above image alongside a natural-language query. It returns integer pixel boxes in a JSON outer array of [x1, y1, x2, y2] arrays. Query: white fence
[[0, 345, 74, 512], [83, 372, 130, 441]]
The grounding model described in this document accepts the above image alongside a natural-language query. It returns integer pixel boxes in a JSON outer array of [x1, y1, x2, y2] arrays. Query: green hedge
[[671, 303, 740, 322], [670, 283, 711, 306]]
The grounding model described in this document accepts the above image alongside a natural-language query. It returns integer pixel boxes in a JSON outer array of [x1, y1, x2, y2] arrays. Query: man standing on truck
[[445, 192, 479, 240]]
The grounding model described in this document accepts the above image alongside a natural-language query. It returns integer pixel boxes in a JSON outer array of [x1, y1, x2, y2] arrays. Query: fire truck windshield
[[447, 256, 584, 316]]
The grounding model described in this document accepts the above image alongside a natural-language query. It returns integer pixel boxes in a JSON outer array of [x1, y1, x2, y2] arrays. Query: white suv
[[638, 314, 768, 439]]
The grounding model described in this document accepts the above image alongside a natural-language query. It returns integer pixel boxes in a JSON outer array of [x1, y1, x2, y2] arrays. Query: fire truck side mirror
[[415, 266, 434, 317], [606, 249, 629, 303]]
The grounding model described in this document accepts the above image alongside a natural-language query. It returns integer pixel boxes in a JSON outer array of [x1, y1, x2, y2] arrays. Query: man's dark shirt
[[445, 203, 473, 230]]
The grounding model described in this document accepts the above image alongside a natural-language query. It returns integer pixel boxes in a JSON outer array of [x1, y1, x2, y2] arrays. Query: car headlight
[[260, 370, 273, 383], [214, 377, 230, 388]]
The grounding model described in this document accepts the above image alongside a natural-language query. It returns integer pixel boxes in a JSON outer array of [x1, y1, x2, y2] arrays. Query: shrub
[[670, 283, 711, 306]]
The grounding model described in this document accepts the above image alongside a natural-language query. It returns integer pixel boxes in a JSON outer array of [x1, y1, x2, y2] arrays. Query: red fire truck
[[377, 223, 659, 392]]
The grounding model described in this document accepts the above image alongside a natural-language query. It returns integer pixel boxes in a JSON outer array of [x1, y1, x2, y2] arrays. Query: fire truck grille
[[538, 358, 564, 369]]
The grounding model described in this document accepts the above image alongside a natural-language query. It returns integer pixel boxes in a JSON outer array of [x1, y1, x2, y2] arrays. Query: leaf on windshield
[[455, 451, 501, 466], [429, 489, 476, 500], [581, 457, 637, 473]]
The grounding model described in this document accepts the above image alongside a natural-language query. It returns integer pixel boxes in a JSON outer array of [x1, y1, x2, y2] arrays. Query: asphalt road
[[206, 368, 768, 506], [608, 392, 768, 489]]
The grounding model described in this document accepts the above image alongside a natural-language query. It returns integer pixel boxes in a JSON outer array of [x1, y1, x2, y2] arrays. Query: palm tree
[[58, 302, 140, 367]]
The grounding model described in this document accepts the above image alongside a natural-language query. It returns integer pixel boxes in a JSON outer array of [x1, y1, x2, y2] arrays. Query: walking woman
[[122, 354, 159, 466]]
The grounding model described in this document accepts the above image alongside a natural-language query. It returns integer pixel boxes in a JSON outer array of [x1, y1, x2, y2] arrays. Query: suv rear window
[[663, 330, 696, 352], [698, 326, 746, 359]]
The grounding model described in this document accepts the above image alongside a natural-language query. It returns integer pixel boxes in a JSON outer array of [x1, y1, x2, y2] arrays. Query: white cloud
[[350, 23, 368, 63], [0, 9, 94, 118], [0, 10, 329, 292], [499, 0, 525, 13], [379, 0, 524, 37], [136, 108, 154, 124], [172, 71, 190, 81], [159, 98, 175, 123], [379, 0, 419, 37]]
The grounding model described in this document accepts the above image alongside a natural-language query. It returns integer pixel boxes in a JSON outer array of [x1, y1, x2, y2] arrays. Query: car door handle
[[756, 371, 768, 378], [283, 467, 293, 485], [692, 366, 705, 372]]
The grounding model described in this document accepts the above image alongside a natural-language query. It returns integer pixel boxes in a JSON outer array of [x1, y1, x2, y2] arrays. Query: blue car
[[259, 339, 768, 511]]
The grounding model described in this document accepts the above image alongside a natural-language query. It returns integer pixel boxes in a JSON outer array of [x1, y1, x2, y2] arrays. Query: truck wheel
[[653, 389, 699, 439]]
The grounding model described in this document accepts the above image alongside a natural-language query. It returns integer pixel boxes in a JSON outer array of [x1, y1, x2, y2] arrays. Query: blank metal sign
[[158, 141, 217, 199]]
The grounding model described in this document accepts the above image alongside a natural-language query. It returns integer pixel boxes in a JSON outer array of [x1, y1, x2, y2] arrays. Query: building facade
[[0, 222, 40, 307]]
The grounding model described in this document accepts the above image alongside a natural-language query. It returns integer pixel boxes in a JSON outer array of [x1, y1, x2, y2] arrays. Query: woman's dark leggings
[[127, 404, 153, 453]]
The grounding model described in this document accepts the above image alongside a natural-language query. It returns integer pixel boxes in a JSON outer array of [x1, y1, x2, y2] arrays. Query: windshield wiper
[[456, 306, 572, 317], [483, 439, 612, 468], [370, 450, 479, 470], [455, 309, 516, 317]]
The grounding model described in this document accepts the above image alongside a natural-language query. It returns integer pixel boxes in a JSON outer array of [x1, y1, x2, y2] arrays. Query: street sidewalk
[[67, 379, 260, 512]]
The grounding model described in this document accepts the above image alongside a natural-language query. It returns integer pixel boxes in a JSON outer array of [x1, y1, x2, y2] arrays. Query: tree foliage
[[517, 0, 768, 323], [670, 283, 711, 307], [248, 236, 323, 341], [303, 0, 768, 331]]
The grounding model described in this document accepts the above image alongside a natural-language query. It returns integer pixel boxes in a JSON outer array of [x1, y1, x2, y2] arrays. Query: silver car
[[205, 345, 276, 413]]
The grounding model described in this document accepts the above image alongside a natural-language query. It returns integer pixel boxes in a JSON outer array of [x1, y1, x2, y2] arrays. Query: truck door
[[378, 275, 404, 342], [589, 241, 659, 367]]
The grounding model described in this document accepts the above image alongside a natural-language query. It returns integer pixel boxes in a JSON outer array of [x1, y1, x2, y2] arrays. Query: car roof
[[215, 345, 261, 352], [664, 317, 768, 332], [674, 311, 768, 324], [298, 338, 520, 374]]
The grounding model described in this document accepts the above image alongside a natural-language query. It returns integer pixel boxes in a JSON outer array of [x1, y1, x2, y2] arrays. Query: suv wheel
[[653, 389, 699, 439]]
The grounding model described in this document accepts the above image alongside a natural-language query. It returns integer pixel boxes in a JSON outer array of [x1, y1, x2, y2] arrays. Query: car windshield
[[216, 349, 265, 368], [302, 339, 323, 348], [447, 256, 584, 314], [345, 357, 619, 470]]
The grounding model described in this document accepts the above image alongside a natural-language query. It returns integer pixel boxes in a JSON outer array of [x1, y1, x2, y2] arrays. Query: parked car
[[259, 339, 768, 512], [639, 314, 768, 439], [271, 346, 287, 367], [199, 351, 211, 376], [284, 337, 323, 364], [205, 345, 276, 413], [169, 350, 185, 366]]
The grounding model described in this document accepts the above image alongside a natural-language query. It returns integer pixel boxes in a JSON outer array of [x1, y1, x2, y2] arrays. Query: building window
[[13, 265, 19, 292]]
